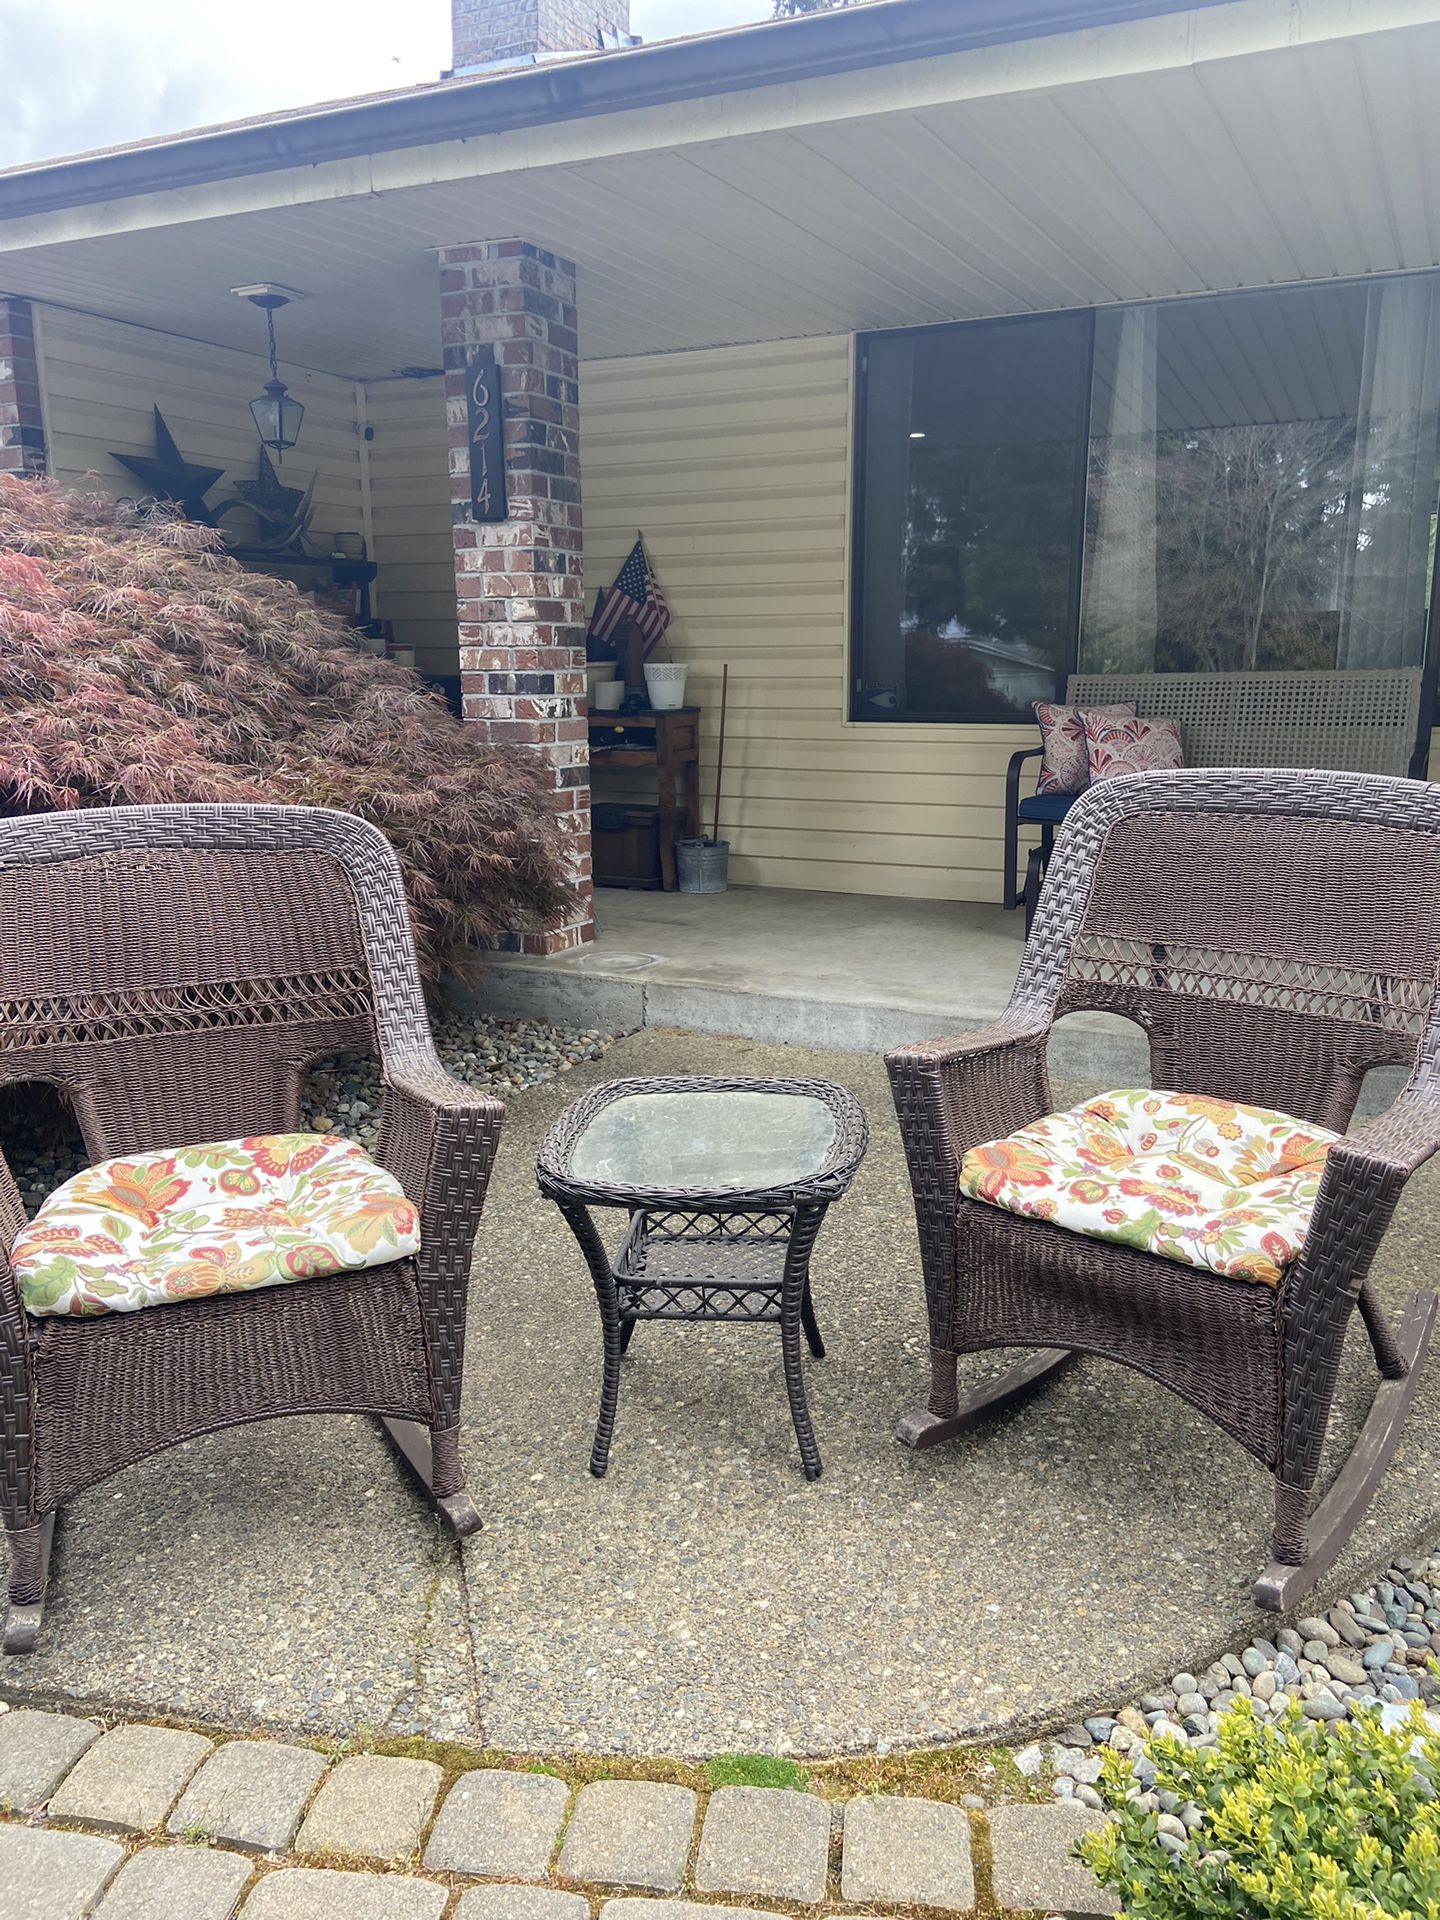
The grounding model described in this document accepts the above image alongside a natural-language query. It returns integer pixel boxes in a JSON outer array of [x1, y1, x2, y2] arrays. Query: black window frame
[[849, 275, 1440, 747], [848, 306, 1096, 725]]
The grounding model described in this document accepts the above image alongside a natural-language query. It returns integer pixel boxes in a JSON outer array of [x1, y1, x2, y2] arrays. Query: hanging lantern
[[234, 285, 306, 460], [249, 375, 305, 459]]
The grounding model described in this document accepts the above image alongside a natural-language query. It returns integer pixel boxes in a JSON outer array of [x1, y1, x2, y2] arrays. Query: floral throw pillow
[[1083, 712, 1184, 782], [13, 1132, 420, 1319], [1033, 702, 1136, 795]]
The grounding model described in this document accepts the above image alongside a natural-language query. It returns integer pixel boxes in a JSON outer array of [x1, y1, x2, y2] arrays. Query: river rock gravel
[[1045, 1553, 1440, 1806], [0, 1012, 615, 1209]]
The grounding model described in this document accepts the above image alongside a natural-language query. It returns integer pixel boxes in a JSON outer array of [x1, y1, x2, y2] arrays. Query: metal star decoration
[[212, 446, 317, 555], [109, 407, 225, 524]]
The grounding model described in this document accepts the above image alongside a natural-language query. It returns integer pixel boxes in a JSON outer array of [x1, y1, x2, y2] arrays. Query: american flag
[[589, 537, 670, 656]]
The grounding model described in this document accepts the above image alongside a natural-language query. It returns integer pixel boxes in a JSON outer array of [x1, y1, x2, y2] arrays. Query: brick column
[[438, 239, 591, 953], [0, 297, 46, 477]]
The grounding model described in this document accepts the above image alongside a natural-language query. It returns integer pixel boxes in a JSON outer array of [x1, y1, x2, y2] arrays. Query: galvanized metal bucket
[[676, 838, 729, 893]]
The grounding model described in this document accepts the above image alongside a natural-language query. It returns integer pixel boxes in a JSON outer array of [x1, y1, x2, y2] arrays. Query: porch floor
[[478, 885, 1144, 1080]]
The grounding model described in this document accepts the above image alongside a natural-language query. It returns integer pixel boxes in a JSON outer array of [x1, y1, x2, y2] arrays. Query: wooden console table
[[589, 707, 700, 891]]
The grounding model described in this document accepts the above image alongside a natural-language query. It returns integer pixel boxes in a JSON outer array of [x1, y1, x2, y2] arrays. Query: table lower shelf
[[615, 1210, 793, 1321]]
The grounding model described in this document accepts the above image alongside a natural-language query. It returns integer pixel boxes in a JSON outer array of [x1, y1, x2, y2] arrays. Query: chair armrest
[[1293, 1089, 1440, 1301], [377, 1056, 504, 1222], [886, 1021, 1052, 1311], [376, 1057, 504, 1430], [887, 1019, 1053, 1168], [0, 1240, 27, 1342], [0, 1144, 34, 1348], [1005, 744, 1043, 806], [1002, 747, 1044, 910], [1336, 1089, 1440, 1182], [0, 1234, 37, 1534], [1276, 1088, 1440, 1493]]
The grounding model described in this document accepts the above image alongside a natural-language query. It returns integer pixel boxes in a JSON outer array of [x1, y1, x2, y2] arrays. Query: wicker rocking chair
[[0, 805, 502, 1654], [888, 768, 1440, 1610]]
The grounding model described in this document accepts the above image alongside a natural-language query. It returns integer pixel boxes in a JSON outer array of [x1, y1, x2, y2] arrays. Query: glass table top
[[568, 1088, 838, 1193]]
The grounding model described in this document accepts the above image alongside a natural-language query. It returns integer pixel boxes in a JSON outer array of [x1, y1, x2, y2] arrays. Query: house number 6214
[[465, 346, 508, 524]]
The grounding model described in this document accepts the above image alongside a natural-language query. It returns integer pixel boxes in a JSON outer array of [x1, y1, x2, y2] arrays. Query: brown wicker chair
[[888, 768, 1440, 1610], [0, 804, 502, 1654]]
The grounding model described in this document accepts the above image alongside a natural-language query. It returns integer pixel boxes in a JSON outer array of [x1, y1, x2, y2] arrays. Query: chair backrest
[[0, 805, 433, 1163], [1065, 669, 1424, 778], [1013, 769, 1440, 1132]]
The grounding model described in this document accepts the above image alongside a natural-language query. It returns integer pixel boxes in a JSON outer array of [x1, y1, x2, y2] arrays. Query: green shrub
[[1078, 1697, 1440, 1919], [0, 475, 572, 982]]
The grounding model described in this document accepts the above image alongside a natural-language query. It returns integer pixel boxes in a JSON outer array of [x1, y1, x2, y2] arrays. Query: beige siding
[[38, 306, 366, 552], [35, 307, 460, 671], [362, 374, 459, 675], [583, 335, 1029, 901]]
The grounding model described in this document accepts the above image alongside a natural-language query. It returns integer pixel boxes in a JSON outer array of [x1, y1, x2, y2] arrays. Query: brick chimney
[[451, 0, 635, 72]]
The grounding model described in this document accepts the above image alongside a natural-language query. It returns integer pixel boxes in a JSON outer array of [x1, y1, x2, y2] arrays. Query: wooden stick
[[711, 662, 729, 845]]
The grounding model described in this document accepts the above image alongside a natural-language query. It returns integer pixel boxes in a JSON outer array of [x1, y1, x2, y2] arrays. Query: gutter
[[0, 0, 1239, 222]]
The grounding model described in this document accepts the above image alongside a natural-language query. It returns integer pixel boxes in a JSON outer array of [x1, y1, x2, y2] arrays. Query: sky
[[0, 0, 774, 171]]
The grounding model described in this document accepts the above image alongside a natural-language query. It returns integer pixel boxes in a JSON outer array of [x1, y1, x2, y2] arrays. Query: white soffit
[[1, 3, 1438, 375]]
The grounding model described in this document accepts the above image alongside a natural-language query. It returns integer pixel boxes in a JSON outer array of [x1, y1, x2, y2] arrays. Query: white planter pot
[[592, 679, 624, 712], [643, 662, 688, 711]]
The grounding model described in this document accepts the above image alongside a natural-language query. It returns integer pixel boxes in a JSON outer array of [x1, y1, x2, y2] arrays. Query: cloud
[[0, 0, 452, 170], [0, 0, 772, 172]]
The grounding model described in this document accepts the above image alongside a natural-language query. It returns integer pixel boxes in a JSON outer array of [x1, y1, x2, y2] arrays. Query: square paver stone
[[0, 1823, 123, 1920], [237, 1868, 446, 1919], [169, 1742, 329, 1854], [424, 1768, 570, 1878], [840, 1796, 974, 1912], [296, 1754, 443, 1866], [988, 1800, 1119, 1918], [51, 1724, 215, 1834], [455, 1892, 590, 1920], [558, 1781, 698, 1892], [95, 1844, 254, 1920], [0, 1708, 101, 1814], [695, 1787, 831, 1904]]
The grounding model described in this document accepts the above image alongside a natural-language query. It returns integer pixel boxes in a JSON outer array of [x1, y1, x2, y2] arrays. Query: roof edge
[[0, 0, 1239, 224]]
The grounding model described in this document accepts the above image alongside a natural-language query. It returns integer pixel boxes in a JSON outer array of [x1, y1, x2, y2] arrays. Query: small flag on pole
[[589, 537, 670, 656]]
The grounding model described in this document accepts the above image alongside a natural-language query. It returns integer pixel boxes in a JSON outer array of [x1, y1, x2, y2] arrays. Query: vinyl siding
[[361, 374, 459, 674], [38, 306, 366, 549], [583, 334, 1029, 901]]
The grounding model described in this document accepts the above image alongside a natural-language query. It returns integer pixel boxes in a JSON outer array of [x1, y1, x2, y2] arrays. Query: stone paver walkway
[[0, 1702, 1115, 1920]]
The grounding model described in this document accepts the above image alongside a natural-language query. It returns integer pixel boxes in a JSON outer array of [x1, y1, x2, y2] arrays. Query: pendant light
[[233, 284, 307, 460]]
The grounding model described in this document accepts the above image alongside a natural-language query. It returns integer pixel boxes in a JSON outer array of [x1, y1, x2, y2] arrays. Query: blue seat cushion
[[1016, 792, 1078, 825]]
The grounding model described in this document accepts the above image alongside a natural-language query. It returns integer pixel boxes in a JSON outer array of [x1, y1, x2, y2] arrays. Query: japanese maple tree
[[0, 475, 572, 983]]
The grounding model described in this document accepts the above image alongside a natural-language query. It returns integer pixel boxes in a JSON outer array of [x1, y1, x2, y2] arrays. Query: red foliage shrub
[[0, 476, 572, 981]]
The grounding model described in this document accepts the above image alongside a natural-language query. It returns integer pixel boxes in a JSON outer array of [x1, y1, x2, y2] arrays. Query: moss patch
[[707, 1753, 809, 1791], [355, 1729, 1037, 1808]]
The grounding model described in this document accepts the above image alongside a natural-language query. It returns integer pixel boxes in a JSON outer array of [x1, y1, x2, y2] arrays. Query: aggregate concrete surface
[[5, 1028, 1439, 1757]]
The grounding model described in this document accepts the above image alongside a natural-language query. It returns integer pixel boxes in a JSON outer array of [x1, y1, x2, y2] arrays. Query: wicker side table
[[535, 1075, 868, 1480]]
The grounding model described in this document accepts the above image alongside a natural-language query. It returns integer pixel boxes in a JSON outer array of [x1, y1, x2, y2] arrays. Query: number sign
[[465, 347, 507, 523]]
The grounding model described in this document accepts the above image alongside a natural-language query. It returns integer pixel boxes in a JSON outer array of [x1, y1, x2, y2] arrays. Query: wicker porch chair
[[889, 768, 1439, 1609], [0, 804, 502, 1654]]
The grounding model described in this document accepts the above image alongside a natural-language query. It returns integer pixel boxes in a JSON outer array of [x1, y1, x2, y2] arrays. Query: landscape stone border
[[0, 1701, 1111, 1920]]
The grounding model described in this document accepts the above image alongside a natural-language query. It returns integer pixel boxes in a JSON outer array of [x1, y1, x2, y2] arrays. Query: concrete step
[[472, 886, 1150, 1083]]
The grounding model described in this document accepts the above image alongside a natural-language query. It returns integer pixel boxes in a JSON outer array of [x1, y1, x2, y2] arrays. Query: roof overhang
[[2, 0, 1438, 376], [0, 0, 1241, 222]]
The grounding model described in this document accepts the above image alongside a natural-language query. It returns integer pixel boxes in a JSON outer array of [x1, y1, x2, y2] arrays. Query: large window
[[852, 312, 1092, 722], [851, 273, 1440, 722]]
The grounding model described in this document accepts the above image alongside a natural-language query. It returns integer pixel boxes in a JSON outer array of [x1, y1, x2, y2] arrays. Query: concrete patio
[[4, 1026, 1437, 1758], [476, 888, 1151, 1082]]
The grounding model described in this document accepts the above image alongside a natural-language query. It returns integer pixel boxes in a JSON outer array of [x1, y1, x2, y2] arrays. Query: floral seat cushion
[[13, 1133, 420, 1319], [959, 1089, 1338, 1288]]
